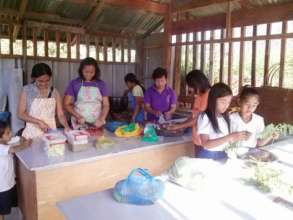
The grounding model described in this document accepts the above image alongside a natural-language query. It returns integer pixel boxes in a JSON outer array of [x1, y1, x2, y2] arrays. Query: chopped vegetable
[[258, 123, 293, 140], [96, 136, 115, 148]]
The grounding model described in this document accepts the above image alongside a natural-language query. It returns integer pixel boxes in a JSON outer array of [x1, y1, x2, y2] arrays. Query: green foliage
[[258, 123, 293, 140]]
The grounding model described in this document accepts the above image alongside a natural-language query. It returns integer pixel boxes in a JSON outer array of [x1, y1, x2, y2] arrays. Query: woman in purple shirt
[[64, 57, 110, 129], [144, 67, 177, 122]]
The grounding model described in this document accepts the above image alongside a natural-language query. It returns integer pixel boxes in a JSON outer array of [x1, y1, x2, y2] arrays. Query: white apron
[[71, 81, 103, 129], [22, 97, 56, 139]]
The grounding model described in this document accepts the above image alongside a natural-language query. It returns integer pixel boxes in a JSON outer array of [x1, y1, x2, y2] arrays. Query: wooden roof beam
[[104, 0, 168, 14], [83, 1, 105, 30], [172, 2, 293, 34], [26, 21, 130, 38], [173, 0, 232, 13], [24, 12, 83, 26], [13, 0, 28, 40], [238, 0, 253, 9]]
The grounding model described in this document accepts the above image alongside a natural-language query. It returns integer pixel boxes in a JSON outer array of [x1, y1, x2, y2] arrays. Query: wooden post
[[112, 37, 116, 62], [86, 35, 90, 58], [128, 39, 131, 63], [22, 23, 28, 84], [251, 25, 257, 86], [44, 30, 48, 58], [264, 23, 271, 86], [32, 28, 37, 57], [239, 26, 245, 91], [279, 21, 287, 88], [9, 24, 13, 55], [95, 36, 99, 62], [192, 31, 197, 70], [174, 34, 181, 95], [219, 30, 224, 82], [121, 38, 125, 63], [76, 34, 80, 60], [67, 33, 71, 59], [200, 31, 205, 72], [56, 31, 60, 58], [210, 31, 214, 83], [226, 1, 232, 40], [163, 3, 172, 72], [103, 37, 107, 62]]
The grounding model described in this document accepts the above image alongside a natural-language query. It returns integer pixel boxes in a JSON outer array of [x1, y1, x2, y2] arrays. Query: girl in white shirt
[[0, 121, 31, 220], [230, 86, 279, 148], [197, 83, 250, 160]]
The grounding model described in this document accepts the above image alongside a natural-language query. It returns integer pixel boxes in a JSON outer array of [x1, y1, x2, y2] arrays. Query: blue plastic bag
[[0, 112, 10, 122], [113, 168, 165, 205], [105, 121, 127, 132]]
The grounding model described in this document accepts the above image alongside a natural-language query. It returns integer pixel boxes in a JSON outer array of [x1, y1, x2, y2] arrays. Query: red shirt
[[192, 90, 209, 145]]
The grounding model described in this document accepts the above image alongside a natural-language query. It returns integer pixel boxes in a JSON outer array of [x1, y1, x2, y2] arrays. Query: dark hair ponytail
[[124, 73, 145, 93], [186, 69, 211, 94], [0, 120, 9, 138], [239, 85, 259, 102], [205, 83, 232, 133]]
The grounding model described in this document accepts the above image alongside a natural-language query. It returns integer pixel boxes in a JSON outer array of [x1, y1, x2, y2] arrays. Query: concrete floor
[[4, 208, 22, 220]]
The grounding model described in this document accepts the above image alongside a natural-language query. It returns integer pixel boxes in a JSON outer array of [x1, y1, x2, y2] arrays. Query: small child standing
[[230, 86, 279, 148], [0, 121, 31, 220]]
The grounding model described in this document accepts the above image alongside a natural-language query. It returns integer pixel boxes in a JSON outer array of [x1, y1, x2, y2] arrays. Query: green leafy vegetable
[[258, 123, 293, 139]]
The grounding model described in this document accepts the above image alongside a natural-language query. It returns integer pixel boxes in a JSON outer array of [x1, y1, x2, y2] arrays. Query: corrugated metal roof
[[0, 0, 291, 36]]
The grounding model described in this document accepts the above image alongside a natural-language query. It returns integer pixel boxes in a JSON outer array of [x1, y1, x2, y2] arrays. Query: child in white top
[[0, 121, 31, 220], [230, 86, 279, 148], [197, 83, 250, 160]]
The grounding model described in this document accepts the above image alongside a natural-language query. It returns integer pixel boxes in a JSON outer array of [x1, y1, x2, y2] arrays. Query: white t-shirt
[[132, 85, 144, 97], [0, 144, 15, 192], [230, 112, 265, 148], [197, 113, 230, 151]]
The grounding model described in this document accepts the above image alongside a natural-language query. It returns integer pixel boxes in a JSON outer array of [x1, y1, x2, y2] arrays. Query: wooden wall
[[255, 87, 293, 124]]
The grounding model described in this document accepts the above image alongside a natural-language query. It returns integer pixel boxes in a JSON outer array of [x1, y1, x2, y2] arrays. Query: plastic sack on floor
[[168, 157, 221, 191], [113, 168, 165, 205], [114, 123, 142, 138], [142, 124, 158, 143], [0, 111, 10, 122]]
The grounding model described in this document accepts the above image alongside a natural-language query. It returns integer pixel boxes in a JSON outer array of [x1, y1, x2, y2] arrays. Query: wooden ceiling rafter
[[104, 0, 167, 14], [13, 0, 28, 40], [83, 0, 105, 30], [172, 0, 233, 13]]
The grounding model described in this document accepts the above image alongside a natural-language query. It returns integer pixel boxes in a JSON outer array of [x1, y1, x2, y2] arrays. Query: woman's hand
[[164, 111, 173, 120], [230, 131, 251, 142], [166, 123, 180, 131], [21, 138, 32, 147], [95, 119, 106, 128], [153, 110, 161, 117], [77, 116, 86, 125], [37, 120, 50, 132]]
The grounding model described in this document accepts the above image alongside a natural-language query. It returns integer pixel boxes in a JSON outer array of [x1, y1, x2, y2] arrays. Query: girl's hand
[[64, 127, 71, 132], [20, 137, 32, 147], [230, 131, 251, 142], [272, 132, 280, 140], [37, 120, 50, 132], [77, 116, 85, 125], [95, 119, 106, 128]]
